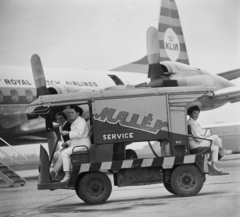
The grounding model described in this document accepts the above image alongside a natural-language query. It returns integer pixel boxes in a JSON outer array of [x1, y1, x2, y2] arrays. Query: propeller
[[31, 54, 50, 96], [31, 54, 58, 159], [146, 26, 165, 87]]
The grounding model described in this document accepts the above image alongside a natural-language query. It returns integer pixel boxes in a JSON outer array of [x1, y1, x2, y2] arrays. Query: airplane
[[0, 0, 240, 147]]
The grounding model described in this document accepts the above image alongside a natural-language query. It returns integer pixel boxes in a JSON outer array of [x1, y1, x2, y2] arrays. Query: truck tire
[[170, 165, 204, 197], [163, 182, 177, 195], [126, 149, 138, 159], [75, 172, 112, 205]]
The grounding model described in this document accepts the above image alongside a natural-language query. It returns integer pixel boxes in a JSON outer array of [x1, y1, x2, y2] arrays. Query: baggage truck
[[26, 86, 219, 205]]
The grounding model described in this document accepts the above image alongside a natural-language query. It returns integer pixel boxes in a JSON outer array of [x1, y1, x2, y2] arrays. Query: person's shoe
[[211, 162, 222, 173], [219, 149, 232, 156], [60, 172, 71, 183], [50, 171, 56, 182], [53, 171, 65, 182]]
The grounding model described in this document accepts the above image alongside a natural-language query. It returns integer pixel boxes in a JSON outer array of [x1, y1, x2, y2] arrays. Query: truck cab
[[26, 86, 216, 205]]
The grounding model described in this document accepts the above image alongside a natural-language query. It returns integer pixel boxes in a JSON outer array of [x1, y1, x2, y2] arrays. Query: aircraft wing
[[212, 86, 240, 103], [217, 69, 240, 80]]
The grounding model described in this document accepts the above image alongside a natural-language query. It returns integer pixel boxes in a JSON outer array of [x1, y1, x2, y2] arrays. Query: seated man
[[187, 105, 232, 173], [51, 105, 91, 183]]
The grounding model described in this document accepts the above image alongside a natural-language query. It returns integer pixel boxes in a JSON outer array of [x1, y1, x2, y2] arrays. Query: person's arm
[[190, 123, 204, 142], [69, 119, 86, 140]]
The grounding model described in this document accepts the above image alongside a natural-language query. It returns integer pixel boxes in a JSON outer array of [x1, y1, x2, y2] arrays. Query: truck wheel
[[126, 149, 138, 159], [163, 182, 176, 195], [170, 165, 204, 197], [75, 172, 112, 205]]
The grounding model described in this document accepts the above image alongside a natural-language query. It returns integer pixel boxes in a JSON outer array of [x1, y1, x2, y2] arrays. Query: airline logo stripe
[[160, 49, 189, 60], [159, 40, 187, 52], [158, 24, 183, 35], [79, 155, 199, 174], [160, 57, 189, 65], [158, 32, 185, 44], [160, 15, 181, 27], [161, 0, 177, 10], [161, 7, 179, 19]]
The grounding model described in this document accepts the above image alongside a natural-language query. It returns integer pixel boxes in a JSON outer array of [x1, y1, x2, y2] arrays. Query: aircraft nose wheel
[[170, 165, 204, 197]]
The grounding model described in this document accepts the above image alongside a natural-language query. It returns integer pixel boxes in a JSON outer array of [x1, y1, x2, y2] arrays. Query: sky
[[0, 0, 239, 126]]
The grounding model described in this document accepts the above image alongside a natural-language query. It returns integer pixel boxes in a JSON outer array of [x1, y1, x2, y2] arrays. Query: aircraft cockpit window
[[10, 89, 19, 103], [0, 90, 3, 102], [25, 90, 33, 102]]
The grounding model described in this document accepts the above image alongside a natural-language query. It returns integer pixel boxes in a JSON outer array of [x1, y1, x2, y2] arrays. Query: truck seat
[[188, 125, 210, 155], [71, 145, 92, 165]]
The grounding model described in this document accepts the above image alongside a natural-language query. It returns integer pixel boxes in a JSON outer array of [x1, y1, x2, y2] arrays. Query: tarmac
[[1, 154, 240, 217]]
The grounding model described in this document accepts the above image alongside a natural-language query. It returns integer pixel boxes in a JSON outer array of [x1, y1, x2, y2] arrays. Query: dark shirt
[[61, 122, 71, 142]]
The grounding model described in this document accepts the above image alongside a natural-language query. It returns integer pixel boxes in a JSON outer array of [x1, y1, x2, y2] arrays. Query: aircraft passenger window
[[0, 90, 3, 102], [25, 90, 33, 102], [10, 89, 19, 103]]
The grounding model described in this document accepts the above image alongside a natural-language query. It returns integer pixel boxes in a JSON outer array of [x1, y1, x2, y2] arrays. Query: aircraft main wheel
[[170, 165, 204, 197], [75, 172, 112, 205], [126, 149, 138, 159], [163, 182, 177, 195]]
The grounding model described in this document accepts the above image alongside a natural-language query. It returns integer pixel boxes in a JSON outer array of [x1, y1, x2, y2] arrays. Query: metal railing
[[0, 137, 27, 166]]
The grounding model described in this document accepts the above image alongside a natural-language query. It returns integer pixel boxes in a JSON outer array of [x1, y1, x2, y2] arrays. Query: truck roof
[[26, 86, 214, 115]]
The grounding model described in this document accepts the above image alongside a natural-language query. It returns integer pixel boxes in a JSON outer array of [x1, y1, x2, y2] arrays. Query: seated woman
[[187, 105, 232, 173], [51, 105, 91, 183], [50, 111, 71, 181]]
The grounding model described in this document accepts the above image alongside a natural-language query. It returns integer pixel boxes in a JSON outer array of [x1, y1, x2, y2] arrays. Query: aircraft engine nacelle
[[161, 61, 203, 77], [48, 84, 85, 95]]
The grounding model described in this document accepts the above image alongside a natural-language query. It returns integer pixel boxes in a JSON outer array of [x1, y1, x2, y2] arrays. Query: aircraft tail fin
[[158, 0, 189, 64], [111, 0, 189, 73]]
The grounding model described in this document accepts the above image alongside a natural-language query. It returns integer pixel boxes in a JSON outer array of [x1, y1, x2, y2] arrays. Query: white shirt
[[187, 118, 206, 149], [66, 116, 91, 147]]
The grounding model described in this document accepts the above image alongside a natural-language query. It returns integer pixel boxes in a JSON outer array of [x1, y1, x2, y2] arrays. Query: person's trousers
[[198, 135, 222, 162], [52, 150, 64, 174], [62, 146, 89, 172]]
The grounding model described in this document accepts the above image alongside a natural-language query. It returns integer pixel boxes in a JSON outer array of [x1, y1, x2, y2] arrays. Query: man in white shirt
[[187, 106, 232, 173], [60, 105, 91, 183]]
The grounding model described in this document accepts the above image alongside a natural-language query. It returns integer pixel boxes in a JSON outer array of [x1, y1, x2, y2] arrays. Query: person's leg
[[198, 141, 222, 172], [52, 150, 60, 166], [209, 144, 223, 172], [207, 135, 222, 147], [205, 135, 232, 156], [60, 147, 73, 182], [50, 150, 63, 181], [52, 153, 63, 173], [61, 146, 89, 182]]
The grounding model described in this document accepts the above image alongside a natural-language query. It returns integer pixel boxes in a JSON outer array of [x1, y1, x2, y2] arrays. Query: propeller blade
[[31, 54, 50, 96]]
